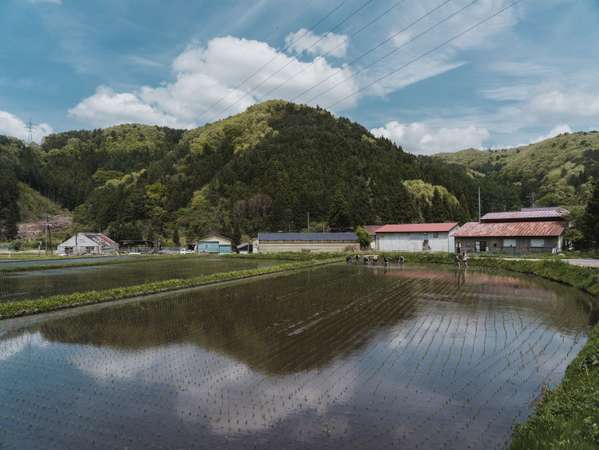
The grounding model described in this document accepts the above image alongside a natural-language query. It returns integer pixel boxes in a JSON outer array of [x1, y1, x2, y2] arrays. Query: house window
[[503, 239, 517, 248], [433, 233, 439, 238], [530, 239, 545, 248]]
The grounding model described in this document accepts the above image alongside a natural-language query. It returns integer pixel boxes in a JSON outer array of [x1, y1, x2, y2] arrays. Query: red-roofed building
[[454, 221, 567, 254], [453, 206, 570, 254], [375, 223, 459, 253]]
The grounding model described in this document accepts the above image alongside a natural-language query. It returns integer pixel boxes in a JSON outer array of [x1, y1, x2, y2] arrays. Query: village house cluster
[[56, 207, 570, 256]]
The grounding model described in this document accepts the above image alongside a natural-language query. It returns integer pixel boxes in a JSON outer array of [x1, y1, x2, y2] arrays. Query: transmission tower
[[26, 118, 35, 144]]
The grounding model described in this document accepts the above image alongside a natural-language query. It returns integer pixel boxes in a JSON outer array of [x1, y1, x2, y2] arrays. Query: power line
[[257, 0, 409, 101], [215, 0, 376, 119], [326, 0, 523, 110], [296, 0, 470, 105], [203, 0, 349, 114]]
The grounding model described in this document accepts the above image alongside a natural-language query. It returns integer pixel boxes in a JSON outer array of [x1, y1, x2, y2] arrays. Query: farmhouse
[[255, 232, 359, 253], [57, 233, 119, 256], [453, 207, 569, 254], [374, 223, 459, 253], [195, 233, 232, 254]]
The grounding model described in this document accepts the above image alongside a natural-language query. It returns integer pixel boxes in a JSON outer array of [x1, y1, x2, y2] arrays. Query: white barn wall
[[376, 232, 453, 253]]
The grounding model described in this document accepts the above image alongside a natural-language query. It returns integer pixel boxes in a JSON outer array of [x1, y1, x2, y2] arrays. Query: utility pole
[[307, 211, 310, 232], [529, 192, 536, 208], [478, 186, 481, 221]]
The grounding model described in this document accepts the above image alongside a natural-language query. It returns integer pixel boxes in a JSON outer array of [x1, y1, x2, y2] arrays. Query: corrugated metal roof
[[453, 221, 566, 238], [481, 208, 569, 222], [376, 223, 459, 233], [83, 233, 119, 248], [257, 232, 358, 242]]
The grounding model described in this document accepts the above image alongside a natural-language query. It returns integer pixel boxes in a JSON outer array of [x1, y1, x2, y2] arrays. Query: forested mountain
[[1, 100, 506, 244], [436, 131, 599, 212]]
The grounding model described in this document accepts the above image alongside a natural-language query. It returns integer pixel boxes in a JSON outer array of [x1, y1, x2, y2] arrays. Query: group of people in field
[[346, 254, 405, 267]]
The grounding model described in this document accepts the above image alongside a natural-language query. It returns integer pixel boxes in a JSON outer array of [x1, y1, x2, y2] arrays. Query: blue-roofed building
[[255, 232, 359, 253]]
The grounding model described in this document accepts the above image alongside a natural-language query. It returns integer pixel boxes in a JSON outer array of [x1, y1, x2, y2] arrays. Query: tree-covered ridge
[[2, 100, 496, 244], [436, 131, 599, 209]]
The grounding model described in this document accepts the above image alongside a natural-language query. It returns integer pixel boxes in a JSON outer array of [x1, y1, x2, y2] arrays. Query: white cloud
[[285, 29, 349, 58], [481, 85, 534, 102], [127, 55, 165, 68], [529, 90, 599, 118], [0, 110, 53, 143], [532, 124, 572, 143], [489, 61, 551, 77], [371, 121, 489, 154], [69, 86, 189, 128], [70, 36, 358, 127]]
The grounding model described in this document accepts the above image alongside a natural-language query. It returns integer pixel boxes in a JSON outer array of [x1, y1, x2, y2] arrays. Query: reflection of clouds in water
[[71, 343, 357, 434], [0, 332, 48, 362]]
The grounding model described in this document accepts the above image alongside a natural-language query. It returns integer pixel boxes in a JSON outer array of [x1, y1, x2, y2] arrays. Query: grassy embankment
[[0, 258, 338, 320]]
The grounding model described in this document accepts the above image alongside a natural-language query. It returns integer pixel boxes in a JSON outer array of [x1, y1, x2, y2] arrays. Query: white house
[[57, 233, 119, 255], [375, 223, 459, 253]]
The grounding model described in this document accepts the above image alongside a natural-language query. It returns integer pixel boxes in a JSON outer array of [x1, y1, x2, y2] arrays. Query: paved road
[[564, 258, 599, 268]]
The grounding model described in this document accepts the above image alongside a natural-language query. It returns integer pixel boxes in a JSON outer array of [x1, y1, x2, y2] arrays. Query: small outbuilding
[[57, 233, 119, 256], [255, 232, 359, 253], [374, 223, 459, 253], [195, 233, 232, 254]]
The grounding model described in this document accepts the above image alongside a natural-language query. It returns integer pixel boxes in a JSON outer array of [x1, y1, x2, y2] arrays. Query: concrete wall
[[455, 237, 560, 254], [256, 241, 359, 253], [375, 232, 453, 253]]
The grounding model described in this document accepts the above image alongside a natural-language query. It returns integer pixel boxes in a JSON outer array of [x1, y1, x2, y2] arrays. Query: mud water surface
[[0, 264, 592, 449]]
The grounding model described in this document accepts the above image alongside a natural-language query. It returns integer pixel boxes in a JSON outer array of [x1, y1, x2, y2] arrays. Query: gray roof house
[[254, 232, 359, 253], [57, 233, 119, 255]]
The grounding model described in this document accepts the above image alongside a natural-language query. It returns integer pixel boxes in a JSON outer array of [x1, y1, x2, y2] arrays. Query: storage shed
[[195, 233, 232, 254], [255, 232, 359, 253], [374, 223, 459, 253], [57, 233, 119, 256]]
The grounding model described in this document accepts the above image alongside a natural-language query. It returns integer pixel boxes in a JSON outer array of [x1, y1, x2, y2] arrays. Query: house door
[[479, 241, 487, 252]]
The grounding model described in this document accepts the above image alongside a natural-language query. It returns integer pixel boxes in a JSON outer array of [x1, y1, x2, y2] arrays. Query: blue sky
[[1, 0, 598, 153]]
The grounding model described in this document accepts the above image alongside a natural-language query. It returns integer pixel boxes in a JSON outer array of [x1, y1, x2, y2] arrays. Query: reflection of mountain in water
[[37, 264, 591, 375], [39, 266, 420, 375]]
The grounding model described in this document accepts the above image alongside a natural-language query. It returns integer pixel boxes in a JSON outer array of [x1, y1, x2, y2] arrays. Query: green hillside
[[17, 182, 66, 222], [436, 131, 599, 210], [1, 100, 504, 244]]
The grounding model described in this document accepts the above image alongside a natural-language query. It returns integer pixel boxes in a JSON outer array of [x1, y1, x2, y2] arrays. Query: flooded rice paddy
[[0, 264, 593, 449], [0, 256, 276, 302]]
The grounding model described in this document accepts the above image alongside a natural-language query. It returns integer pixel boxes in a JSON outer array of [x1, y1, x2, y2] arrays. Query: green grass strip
[[510, 325, 599, 449], [0, 258, 339, 320]]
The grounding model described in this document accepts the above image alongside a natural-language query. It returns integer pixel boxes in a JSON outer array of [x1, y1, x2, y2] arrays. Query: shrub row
[[0, 258, 338, 319]]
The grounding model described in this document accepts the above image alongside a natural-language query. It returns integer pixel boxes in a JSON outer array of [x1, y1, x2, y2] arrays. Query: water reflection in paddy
[[0, 256, 276, 302], [0, 264, 592, 449]]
